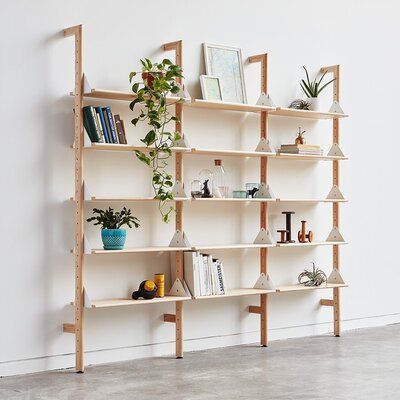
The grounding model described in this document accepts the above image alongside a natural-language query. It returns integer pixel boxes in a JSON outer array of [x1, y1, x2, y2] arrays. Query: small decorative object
[[200, 75, 223, 101], [213, 160, 229, 198], [294, 127, 306, 145], [154, 273, 165, 298], [298, 262, 327, 287], [203, 43, 247, 103], [246, 183, 259, 198], [300, 66, 336, 111], [132, 280, 158, 300], [129, 58, 183, 223], [289, 99, 311, 110], [191, 180, 202, 198], [86, 207, 140, 250], [277, 229, 289, 244], [281, 211, 295, 243], [199, 169, 213, 198], [298, 221, 313, 243], [233, 190, 247, 198]]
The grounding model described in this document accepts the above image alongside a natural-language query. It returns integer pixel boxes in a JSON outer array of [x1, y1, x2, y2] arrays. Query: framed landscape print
[[200, 75, 223, 101], [203, 43, 247, 104]]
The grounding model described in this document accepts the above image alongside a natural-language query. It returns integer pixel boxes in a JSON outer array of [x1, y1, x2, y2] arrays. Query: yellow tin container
[[154, 273, 165, 298]]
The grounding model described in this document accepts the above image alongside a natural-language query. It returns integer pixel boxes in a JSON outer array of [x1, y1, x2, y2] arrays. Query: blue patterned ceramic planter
[[101, 229, 126, 250]]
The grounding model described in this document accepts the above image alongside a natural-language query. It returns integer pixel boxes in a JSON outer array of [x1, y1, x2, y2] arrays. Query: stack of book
[[184, 251, 227, 297], [278, 144, 323, 155], [83, 105, 127, 144]]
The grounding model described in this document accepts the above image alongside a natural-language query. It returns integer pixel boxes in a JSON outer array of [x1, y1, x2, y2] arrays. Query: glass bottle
[[213, 160, 229, 198]]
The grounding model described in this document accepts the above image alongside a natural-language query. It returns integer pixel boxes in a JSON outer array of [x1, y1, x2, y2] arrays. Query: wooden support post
[[163, 314, 176, 323], [164, 40, 184, 358], [249, 53, 269, 347], [321, 64, 341, 337], [320, 299, 334, 307], [64, 24, 84, 373]]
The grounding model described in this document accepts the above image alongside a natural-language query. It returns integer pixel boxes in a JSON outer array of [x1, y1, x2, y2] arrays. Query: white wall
[[1, 0, 399, 376]]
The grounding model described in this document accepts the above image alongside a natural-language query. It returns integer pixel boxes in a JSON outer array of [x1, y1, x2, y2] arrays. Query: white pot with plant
[[300, 66, 335, 111]]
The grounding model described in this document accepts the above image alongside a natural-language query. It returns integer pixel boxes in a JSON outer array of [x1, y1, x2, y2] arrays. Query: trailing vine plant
[[129, 58, 183, 222]]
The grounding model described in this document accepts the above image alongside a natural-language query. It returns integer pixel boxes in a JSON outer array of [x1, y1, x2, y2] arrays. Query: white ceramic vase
[[308, 97, 320, 111]]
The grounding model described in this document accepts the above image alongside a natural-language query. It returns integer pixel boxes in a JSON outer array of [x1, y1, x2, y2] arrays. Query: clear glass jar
[[213, 160, 229, 198]]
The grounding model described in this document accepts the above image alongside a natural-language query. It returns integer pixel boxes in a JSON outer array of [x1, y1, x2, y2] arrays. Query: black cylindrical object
[[282, 211, 295, 242]]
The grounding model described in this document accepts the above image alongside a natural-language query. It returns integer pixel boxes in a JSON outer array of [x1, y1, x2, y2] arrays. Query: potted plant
[[129, 58, 184, 222], [300, 66, 335, 111], [87, 207, 140, 250]]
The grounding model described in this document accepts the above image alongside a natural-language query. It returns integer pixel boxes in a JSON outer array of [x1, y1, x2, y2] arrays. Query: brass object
[[294, 127, 306, 145]]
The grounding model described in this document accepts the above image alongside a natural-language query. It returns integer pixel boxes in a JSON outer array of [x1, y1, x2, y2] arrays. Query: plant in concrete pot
[[87, 207, 140, 250], [300, 66, 335, 111], [129, 58, 183, 223]]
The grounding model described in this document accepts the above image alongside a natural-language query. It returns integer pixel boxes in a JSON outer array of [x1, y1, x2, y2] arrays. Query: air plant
[[289, 99, 311, 110], [298, 262, 327, 287], [300, 66, 335, 98]]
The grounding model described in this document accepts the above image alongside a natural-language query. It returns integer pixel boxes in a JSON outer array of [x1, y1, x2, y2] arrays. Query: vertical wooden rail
[[248, 53, 269, 347], [63, 24, 84, 372], [163, 40, 184, 358], [321, 64, 341, 337]]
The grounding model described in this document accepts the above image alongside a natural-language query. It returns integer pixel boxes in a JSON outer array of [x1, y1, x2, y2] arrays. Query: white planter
[[307, 97, 320, 111]]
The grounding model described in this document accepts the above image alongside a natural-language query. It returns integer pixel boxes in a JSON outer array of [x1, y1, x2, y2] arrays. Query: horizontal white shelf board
[[193, 288, 275, 299], [276, 283, 348, 292], [86, 296, 191, 308]]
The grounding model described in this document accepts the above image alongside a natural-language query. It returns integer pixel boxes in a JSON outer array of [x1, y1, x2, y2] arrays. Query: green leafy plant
[[298, 262, 327, 286], [129, 58, 183, 223], [87, 207, 140, 230], [300, 66, 335, 98]]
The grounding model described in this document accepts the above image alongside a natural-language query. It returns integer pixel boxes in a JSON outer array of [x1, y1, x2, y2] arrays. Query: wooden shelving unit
[[64, 25, 348, 372]]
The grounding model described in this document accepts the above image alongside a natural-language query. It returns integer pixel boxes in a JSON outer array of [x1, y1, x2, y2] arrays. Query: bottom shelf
[[87, 295, 191, 308], [193, 288, 275, 300], [276, 283, 347, 292]]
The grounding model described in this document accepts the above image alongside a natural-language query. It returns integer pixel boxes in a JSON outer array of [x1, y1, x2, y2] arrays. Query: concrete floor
[[1, 325, 399, 400]]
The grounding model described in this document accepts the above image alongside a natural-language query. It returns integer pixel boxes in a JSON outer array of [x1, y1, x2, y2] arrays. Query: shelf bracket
[[320, 299, 334, 307], [326, 185, 345, 200], [168, 278, 189, 297], [63, 323, 76, 334], [83, 287, 92, 308], [326, 227, 346, 242], [327, 268, 345, 284], [172, 181, 188, 198], [175, 83, 191, 101], [255, 183, 275, 199], [254, 273, 275, 290], [83, 234, 92, 255], [173, 134, 190, 148], [256, 92, 275, 107], [327, 143, 345, 158], [83, 181, 92, 201], [163, 314, 176, 323], [169, 230, 191, 247], [328, 100, 345, 114], [255, 138, 275, 153], [72, 127, 91, 149], [248, 305, 262, 314], [254, 228, 275, 245], [83, 73, 91, 94]]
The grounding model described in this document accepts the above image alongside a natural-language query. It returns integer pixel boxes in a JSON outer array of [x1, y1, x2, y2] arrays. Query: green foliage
[[86, 207, 140, 230], [129, 58, 184, 223], [298, 262, 327, 286], [300, 66, 335, 98]]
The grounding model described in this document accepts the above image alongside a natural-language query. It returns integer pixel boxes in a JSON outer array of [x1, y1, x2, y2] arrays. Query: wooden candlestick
[[277, 229, 289, 243], [298, 220, 313, 243]]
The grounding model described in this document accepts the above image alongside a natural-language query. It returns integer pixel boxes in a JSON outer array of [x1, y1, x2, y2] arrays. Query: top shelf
[[76, 89, 348, 119]]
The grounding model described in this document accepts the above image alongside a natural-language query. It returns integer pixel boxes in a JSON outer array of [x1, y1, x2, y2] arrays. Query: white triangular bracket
[[168, 278, 190, 297], [169, 230, 191, 247], [173, 134, 190, 148], [327, 143, 345, 157], [326, 185, 345, 200], [83, 234, 92, 255], [83, 73, 92, 94], [172, 181, 188, 198], [175, 84, 191, 101], [326, 227, 345, 242], [83, 287, 92, 308], [72, 127, 92, 149], [255, 138, 275, 153], [255, 183, 275, 199], [83, 181, 92, 201], [256, 92, 275, 107], [254, 228, 275, 244], [327, 268, 345, 284], [253, 273, 275, 290], [329, 100, 345, 114]]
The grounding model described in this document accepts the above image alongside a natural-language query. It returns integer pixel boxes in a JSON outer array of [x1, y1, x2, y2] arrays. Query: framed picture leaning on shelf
[[200, 75, 223, 101], [203, 43, 247, 104]]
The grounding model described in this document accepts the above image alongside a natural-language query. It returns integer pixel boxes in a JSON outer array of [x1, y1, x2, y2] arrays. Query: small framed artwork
[[203, 43, 247, 104], [200, 75, 223, 101]]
